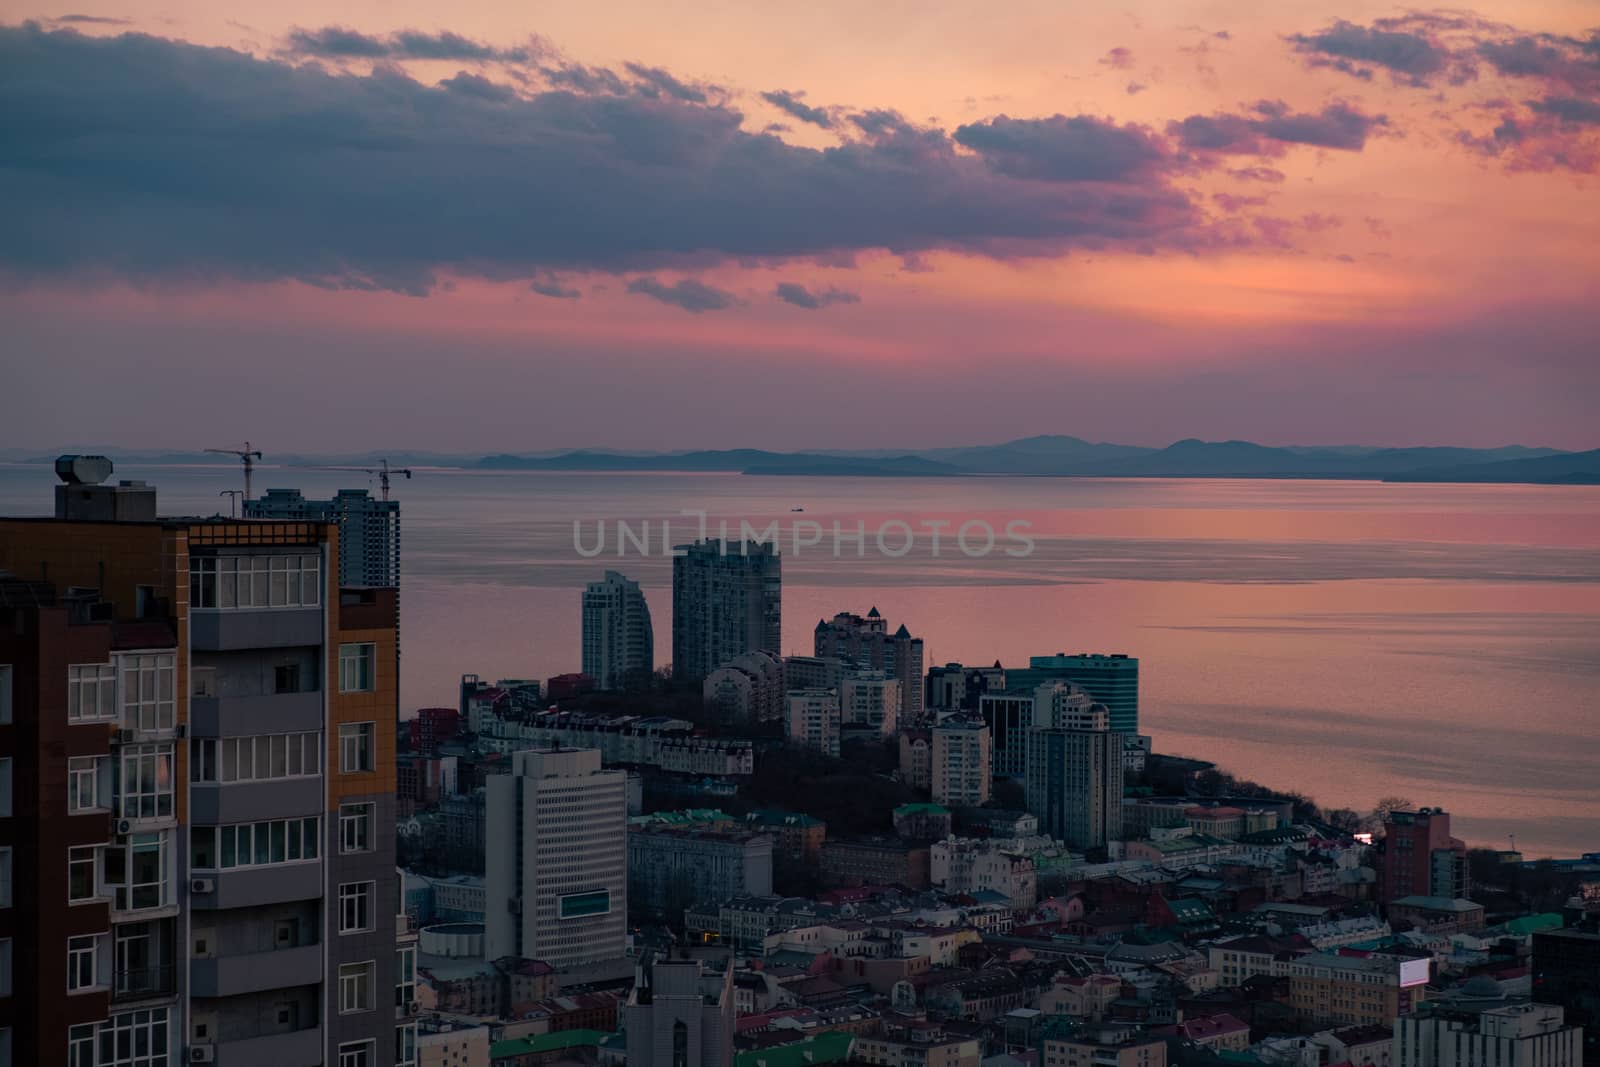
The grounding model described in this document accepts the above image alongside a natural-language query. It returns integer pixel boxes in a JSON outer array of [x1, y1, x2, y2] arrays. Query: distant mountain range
[[5, 437, 1595, 484]]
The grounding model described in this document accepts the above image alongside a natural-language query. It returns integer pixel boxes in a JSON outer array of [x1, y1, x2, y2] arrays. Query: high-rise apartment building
[[931, 718, 992, 807], [484, 748, 627, 968], [1396, 1002, 1583, 1067], [247, 487, 401, 589], [814, 609, 924, 724], [840, 671, 900, 737], [623, 957, 734, 1067], [1024, 699, 1124, 850], [671, 541, 780, 682], [786, 689, 842, 757], [1380, 808, 1468, 909], [1007, 654, 1139, 734], [1533, 928, 1600, 1067], [0, 458, 406, 1067], [978, 692, 1038, 778], [580, 571, 654, 690], [927, 661, 1005, 713]]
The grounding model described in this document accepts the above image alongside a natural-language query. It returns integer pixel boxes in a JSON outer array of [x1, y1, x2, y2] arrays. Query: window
[[118, 654, 175, 732], [68, 1024, 97, 1067], [339, 722, 375, 772], [68, 662, 117, 722], [339, 643, 376, 693], [115, 921, 169, 998], [339, 962, 375, 1014], [274, 664, 301, 694], [191, 817, 319, 870], [97, 1009, 169, 1067], [339, 1040, 375, 1067], [396, 1025, 418, 1067], [69, 846, 98, 902], [396, 944, 416, 1008], [0, 664, 10, 724], [191, 732, 320, 783], [191, 554, 320, 610], [0, 938, 10, 996], [0, 848, 10, 908], [68, 934, 100, 992], [117, 745, 174, 820], [105, 833, 167, 912], [68, 756, 106, 813], [0, 758, 9, 818], [340, 803, 374, 853], [339, 882, 375, 934]]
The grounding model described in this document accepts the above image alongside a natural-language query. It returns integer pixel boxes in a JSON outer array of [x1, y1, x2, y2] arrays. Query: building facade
[[580, 571, 653, 691], [247, 487, 401, 589], [671, 541, 781, 682], [1532, 929, 1600, 1067], [0, 461, 405, 1067], [701, 650, 784, 725], [1395, 1003, 1582, 1067], [931, 719, 991, 807], [1380, 809, 1468, 910], [786, 689, 842, 757], [840, 671, 901, 737], [627, 827, 773, 919], [484, 748, 628, 967], [1006, 654, 1138, 734], [813, 609, 924, 724], [1024, 701, 1124, 851], [624, 958, 734, 1067]]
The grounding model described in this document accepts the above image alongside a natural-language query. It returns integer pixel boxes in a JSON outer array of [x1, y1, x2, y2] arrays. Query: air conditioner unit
[[114, 728, 136, 743], [191, 878, 215, 894], [116, 818, 135, 835], [407, 1001, 420, 1015], [189, 1046, 216, 1064]]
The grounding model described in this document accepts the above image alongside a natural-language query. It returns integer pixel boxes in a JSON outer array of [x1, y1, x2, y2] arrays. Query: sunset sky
[[3, 1, 1598, 452]]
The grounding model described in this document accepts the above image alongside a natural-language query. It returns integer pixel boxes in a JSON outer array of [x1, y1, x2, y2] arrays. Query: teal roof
[[895, 803, 951, 815], [735, 1032, 855, 1067], [1498, 913, 1563, 936], [748, 809, 823, 827], [491, 1029, 613, 1060]]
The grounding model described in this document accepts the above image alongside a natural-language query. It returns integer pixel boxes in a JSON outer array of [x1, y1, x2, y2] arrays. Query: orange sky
[[2, 0, 1597, 450]]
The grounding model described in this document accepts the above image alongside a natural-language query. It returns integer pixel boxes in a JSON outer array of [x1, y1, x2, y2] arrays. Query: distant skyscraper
[[671, 540, 781, 681], [247, 487, 401, 588], [582, 570, 654, 690], [1025, 699, 1124, 849], [814, 608, 924, 723], [624, 957, 735, 1067], [1008, 653, 1139, 734], [485, 748, 628, 967]]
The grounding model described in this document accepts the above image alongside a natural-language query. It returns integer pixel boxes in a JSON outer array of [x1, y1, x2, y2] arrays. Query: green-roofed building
[[491, 1029, 614, 1065], [893, 802, 952, 842], [734, 1031, 855, 1067]]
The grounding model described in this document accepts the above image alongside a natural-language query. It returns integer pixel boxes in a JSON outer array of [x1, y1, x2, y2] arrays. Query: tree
[[1366, 796, 1413, 832], [1324, 808, 1362, 833]]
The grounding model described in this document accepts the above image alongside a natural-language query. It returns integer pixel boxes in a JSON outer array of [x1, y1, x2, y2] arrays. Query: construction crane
[[205, 441, 263, 499], [298, 458, 413, 501]]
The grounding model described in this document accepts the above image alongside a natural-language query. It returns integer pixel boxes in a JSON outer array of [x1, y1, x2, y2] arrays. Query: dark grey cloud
[[1288, 19, 1451, 85], [0, 26, 1230, 293], [529, 274, 580, 299], [773, 282, 858, 309], [284, 25, 540, 63], [1099, 46, 1135, 70], [953, 114, 1171, 182], [1168, 100, 1388, 156], [623, 62, 712, 103], [1227, 165, 1286, 182], [51, 13, 131, 24], [761, 89, 833, 129], [1530, 95, 1600, 125], [627, 276, 737, 312]]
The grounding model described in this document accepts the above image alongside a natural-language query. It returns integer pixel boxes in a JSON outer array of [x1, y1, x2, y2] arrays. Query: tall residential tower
[[581, 571, 654, 690], [671, 541, 780, 681]]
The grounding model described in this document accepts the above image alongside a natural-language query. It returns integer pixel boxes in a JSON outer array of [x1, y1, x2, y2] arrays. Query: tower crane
[[205, 442, 263, 499], [298, 458, 413, 501]]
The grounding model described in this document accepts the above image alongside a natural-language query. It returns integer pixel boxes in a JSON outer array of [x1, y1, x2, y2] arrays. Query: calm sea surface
[[2, 463, 1597, 858]]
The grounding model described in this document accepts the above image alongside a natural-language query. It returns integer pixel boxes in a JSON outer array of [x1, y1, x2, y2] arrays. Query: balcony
[[190, 777, 324, 824], [190, 608, 323, 651], [189, 690, 323, 736], [208, 1026, 323, 1067], [190, 863, 323, 910], [190, 943, 322, 998], [112, 963, 178, 1004]]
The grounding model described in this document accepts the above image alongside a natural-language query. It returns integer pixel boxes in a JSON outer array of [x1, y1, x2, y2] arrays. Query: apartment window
[[0, 938, 10, 996], [340, 803, 374, 853], [117, 745, 174, 820], [68, 662, 117, 721], [105, 833, 167, 912], [191, 554, 321, 609], [68, 1023, 97, 1067], [192, 817, 319, 870], [191, 732, 320, 783], [0, 849, 9, 908], [274, 664, 301, 694], [396, 1024, 418, 1067], [0, 758, 9, 818], [339, 722, 375, 772], [0, 664, 10, 724], [396, 944, 416, 1007], [339, 881, 375, 934], [338, 962, 375, 1013], [69, 846, 98, 902], [118, 654, 175, 732], [69, 756, 107, 813], [339, 643, 376, 693], [97, 1008, 169, 1067], [68, 934, 101, 992], [338, 1040, 375, 1067]]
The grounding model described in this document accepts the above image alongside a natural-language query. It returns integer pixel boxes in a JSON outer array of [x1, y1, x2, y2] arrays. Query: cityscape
[[0, 459, 1594, 1067], [3, 0, 1599, 1065]]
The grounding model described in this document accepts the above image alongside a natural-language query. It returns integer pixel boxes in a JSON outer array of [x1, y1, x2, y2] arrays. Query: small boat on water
[[791, 507, 805, 512]]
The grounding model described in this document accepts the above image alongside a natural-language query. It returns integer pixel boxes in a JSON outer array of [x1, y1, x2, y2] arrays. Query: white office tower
[[485, 748, 628, 967], [247, 487, 400, 588], [1397, 1004, 1582, 1067], [581, 570, 655, 689], [625, 957, 735, 1067]]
